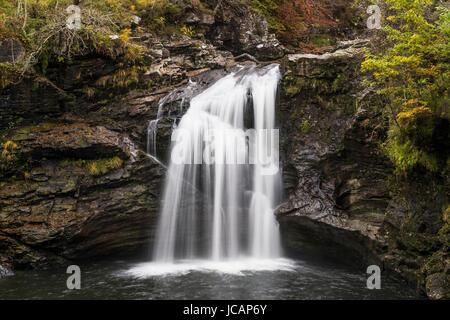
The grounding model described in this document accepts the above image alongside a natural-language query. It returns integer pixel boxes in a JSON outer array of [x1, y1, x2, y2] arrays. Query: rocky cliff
[[277, 42, 449, 299], [0, 0, 448, 299], [0, 0, 276, 272]]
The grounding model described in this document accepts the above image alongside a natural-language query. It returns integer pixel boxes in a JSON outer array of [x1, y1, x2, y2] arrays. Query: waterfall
[[152, 64, 282, 264]]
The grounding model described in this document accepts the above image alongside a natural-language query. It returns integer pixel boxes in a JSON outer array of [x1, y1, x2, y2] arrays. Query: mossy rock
[[438, 223, 450, 247], [60, 157, 123, 176], [399, 232, 441, 254], [423, 252, 447, 276], [436, 205, 450, 246], [425, 273, 450, 300], [308, 33, 336, 47]]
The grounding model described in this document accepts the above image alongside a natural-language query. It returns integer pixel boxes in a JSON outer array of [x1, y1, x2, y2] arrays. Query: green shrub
[[60, 156, 123, 176], [362, 0, 449, 174]]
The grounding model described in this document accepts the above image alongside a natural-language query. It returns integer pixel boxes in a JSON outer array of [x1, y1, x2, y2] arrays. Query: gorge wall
[[0, 0, 448, 299]]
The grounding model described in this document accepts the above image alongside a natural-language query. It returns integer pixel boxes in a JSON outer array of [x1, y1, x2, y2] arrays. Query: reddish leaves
[[272, 0, 338, 48]]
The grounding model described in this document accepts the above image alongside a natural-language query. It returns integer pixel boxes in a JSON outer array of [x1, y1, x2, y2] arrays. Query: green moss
[[0, 0, 153, 86], [438, 224, 450, 246], [284, 85, 301, 97], [423, 253, 446, 276], [399, 232, 441, 255], [283, 71, 351, 98], [438, 205, 450, 247], [425, 273, 450, 299], [0, 140, 19, 176], [386, 111, 439, 174], [301, 120, 313, 133], [62, 178, 77, 193], [331, 72, 349, 93], [95, 65, 148, 92], [283, 76, 307, 97], [308, 34, 336, 47], [60, 156, 123, 176], [0, 62, 20, 89], [397, 107, 435, 145], [59, 203, 75, 211]]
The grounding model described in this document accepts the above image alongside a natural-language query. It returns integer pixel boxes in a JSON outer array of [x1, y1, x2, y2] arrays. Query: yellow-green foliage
[[96, 66, 142, 90], [444, 205, 450, 223], [438, 204, 450, 246], [361, 0, 449, 115], [386, 132, 438, 173], [0, 0, 214, 87], [362, 0, 450, 174], [1, 140, 18, 162], [180, 25, 194, 37], [386, 106, 438, 173], [283, 75, 304, 97], [397, 106, 435, 144], [60, 156, 123, 176], [0, 0, 149, 86], [301, 120, 313, 133]]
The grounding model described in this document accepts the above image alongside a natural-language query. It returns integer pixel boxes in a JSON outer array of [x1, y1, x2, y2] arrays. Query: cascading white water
[[152, 64, 282, 264]]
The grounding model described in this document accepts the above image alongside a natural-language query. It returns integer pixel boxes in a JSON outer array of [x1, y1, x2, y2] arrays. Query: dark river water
[[0, 255, 425, 300]]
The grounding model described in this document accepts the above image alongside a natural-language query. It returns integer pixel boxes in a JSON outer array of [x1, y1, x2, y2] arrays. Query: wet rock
[[143, 37, 235, 90], [0, 39, 26, 64], [398, 233, 441, 255], [210, 0, 284, 60], [0, 123, 137, 181], [0, 78, 66, 131], [285, 46, 366, 78], [0, 151, 164, 267], [145, 68, 229, 162], [0, 73, 167, 267], [277, 42, 385, 252], [426, 273, 450, 300]]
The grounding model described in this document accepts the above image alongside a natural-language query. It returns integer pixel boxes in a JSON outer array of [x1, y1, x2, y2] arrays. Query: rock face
[[0, 122, 164, 268], [277, 40, 449, 299], [277, 43, 388, 264], [209, 0, 284, 60], [0, 30, 240, 270]]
